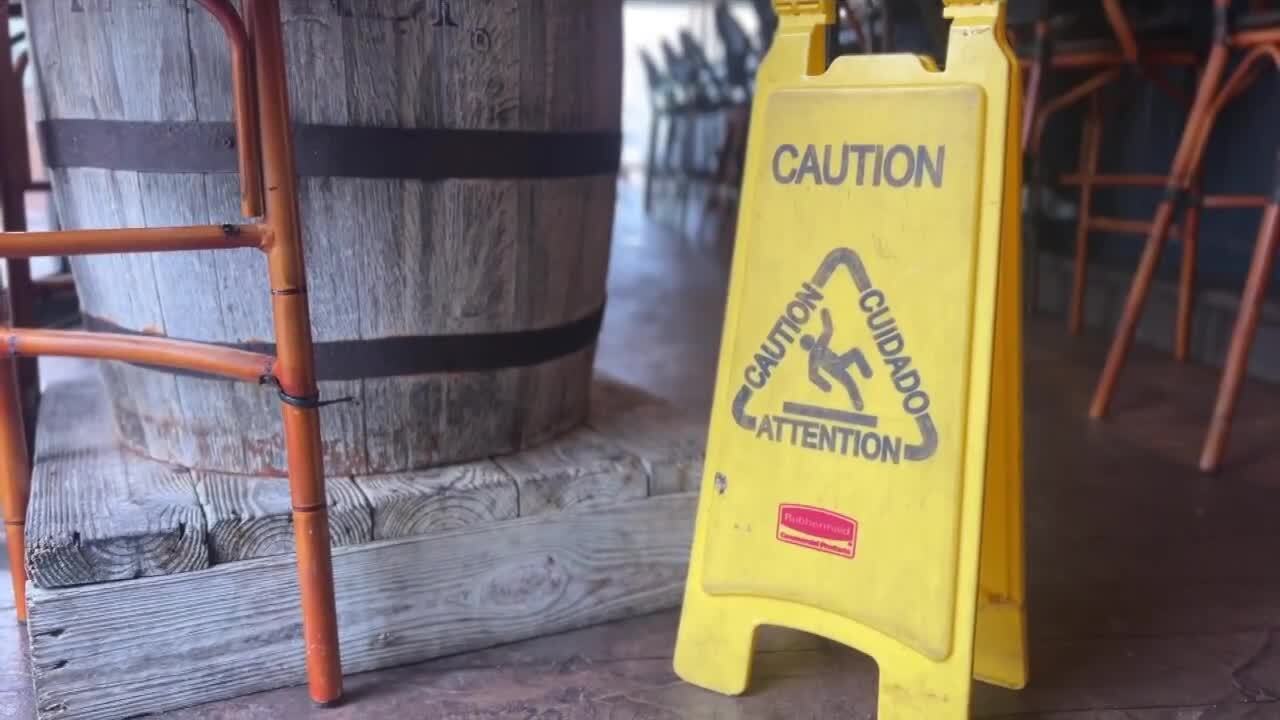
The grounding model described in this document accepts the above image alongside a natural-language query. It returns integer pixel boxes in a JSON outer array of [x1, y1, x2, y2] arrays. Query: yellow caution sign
[[673, 0, 1027, 716]]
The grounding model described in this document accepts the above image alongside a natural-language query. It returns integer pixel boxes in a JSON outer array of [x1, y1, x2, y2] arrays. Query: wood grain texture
[[24, 380, 209, 590], [194, 473, 372, 564], [356, 460, 518, 541], [590, 376, 708, 496], [496, 426, 649, 517], [25, 376, 700, 588], [26, 493, 694, 720], [28, 0, 623, 475]]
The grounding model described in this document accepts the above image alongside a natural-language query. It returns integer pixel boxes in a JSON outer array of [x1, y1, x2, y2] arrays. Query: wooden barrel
[[24, 1, 622, 475]]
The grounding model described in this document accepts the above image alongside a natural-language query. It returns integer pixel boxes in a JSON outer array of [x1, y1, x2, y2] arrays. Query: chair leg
[[666, 111, 687, 227], [1175, 180, 1202, 362], [249, 0, 343, 705], [644, 109, 662, 215], [1021, 19, 1048, 155], [1069, 93, 1103, 335], [1199, 195, 1280, 472], [1025, 151, 1045, 316], [701, 104, 746, 241], [4, 260, 38, 456], [0, 355, 30, 623], [1088, 38, 1232, 419], [283, 409, 344, 705], [723, 105, 749, 236], [679, 111, 699, 233], [0, 55, 40, 451], [657, 113, 675, 209], [699, 116, 730, 240]]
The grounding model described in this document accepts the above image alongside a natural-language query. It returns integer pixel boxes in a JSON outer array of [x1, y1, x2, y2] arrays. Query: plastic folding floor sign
[[673, 0, 1027, 717]]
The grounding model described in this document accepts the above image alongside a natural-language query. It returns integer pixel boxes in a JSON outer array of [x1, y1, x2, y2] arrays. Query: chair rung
[[1020, 49, 1197, 69], [1061, 173, 1166, 188], [1202, 194, 1270, 210], [0, 224, 264, 258], [1233, 26, 1280, 46], [2, 327, 273, 383], [1088, 217, 1153, 234]]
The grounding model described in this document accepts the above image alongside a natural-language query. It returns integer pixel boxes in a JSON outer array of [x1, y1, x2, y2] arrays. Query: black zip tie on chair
[[259, 375, 356, 410]]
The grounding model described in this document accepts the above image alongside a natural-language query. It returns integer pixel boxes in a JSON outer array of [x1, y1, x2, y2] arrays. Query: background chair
[[0, 0, 344, 704], [1089, 0, 1280, 473]]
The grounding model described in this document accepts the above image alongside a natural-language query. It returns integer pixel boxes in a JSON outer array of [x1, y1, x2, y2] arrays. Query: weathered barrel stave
[[26, 0, 622, 474]]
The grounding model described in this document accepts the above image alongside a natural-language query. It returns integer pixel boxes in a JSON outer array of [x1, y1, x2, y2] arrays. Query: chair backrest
[[715, 1, 756, 89], [679, 30, 724, 103], [0, 0, 345, 706], [640, 48, 665, 92], [750, 0, 778, 50], [661, 38, 692, 87]]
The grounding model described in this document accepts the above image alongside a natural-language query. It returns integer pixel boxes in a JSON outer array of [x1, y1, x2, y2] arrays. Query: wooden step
[[23, 375, 707, 720]]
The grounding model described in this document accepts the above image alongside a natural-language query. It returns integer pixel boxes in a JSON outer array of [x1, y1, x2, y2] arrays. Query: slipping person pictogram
[[800, 308, 874, 411]]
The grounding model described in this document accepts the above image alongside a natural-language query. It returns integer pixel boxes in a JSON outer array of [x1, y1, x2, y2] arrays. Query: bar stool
[[1089, 1, 1280, 472], [837, 0, 884, 54], [641, 48, 676, 215], [701, 1, 760, 240], [1019, 0, 1200, 316], [0, 0, 344, 705], [2, 7, 65, 438], [750, 0, 779, 51]]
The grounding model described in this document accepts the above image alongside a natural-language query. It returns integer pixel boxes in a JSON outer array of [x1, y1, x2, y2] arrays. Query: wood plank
[[589, 377, 707, 495], [25, 380, 209, 590], [200, 173, 286, 475], [136, 172, 250, 470], [24, 375, 696, 582], [355, 460, 518, 541], [34, 0, 194, 466], [495, 426, 649, 516], [194, 474, 372, 564], [27, 493, 695, 720]]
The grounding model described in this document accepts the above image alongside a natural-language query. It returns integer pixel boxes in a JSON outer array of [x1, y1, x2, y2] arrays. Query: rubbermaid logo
[[776, 504, 857, 558]]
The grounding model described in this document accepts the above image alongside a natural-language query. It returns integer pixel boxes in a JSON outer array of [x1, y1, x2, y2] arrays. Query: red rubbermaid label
[[776, 504, 858, 558]]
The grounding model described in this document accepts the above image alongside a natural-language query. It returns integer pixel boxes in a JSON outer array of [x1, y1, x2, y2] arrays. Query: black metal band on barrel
[[82, 305, 605, 381], [40, 120, 622, 179]]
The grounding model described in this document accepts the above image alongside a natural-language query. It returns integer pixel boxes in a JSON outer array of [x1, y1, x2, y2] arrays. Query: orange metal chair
[[1089, 0, 1280, 472], [0, 0, 343, 705], [1018, 0, 1200, 312], [2, 8, 59, 434]]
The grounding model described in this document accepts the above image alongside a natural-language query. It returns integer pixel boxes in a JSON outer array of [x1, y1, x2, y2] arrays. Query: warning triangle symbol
[[729, 247, 939, 464]]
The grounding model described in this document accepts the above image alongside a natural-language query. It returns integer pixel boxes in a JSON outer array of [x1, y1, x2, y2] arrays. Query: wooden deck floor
[[3, 188, 1280, 718]]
